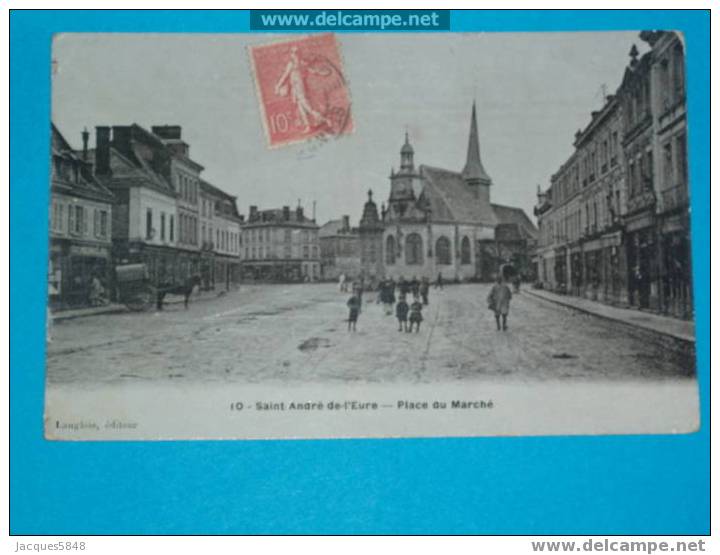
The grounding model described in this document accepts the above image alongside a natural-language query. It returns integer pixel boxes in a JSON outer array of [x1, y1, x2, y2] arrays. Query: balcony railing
[[661, 184, 689, 213]]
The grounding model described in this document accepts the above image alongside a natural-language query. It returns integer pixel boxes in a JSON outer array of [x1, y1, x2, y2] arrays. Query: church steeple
[[462, 102, 492, 202], [400, 131, 414, 172]]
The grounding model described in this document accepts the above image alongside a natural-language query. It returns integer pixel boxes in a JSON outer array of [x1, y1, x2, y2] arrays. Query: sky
[[52, 32, 646, 224]]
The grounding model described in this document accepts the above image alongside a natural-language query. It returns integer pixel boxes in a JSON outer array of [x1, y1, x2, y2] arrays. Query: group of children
[[393, 294, 424, 333], [346, 284, 424, 333]]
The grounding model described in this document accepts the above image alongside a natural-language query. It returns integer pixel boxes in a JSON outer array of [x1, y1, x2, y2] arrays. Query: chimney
[[81, 127, 89, 160], [112, 126, 132, 158], [296, 205, 304, 221], [283, 206, 290, 221], [95, 126, 111, 175], [249, 205, 258, 221], [342, 215, 350, 231]]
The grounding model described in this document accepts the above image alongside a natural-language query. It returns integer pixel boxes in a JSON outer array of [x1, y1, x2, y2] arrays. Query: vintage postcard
[[45, 32, 698, 440]]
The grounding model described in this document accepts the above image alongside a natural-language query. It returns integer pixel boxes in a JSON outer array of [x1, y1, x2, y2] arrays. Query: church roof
[[461, 102, 492, 184], [420, 165, 498, 226]]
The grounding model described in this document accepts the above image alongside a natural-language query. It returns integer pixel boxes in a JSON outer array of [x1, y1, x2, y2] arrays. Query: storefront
[[659, 213, 692, 319], [200, 251, 215, 291], [48, 239, 112, 310], [213, 256, 241, 290], [569, 247, 583, 297], [581, 232, 624, 303], [241, 261, 304, 283], [625, 212, 658, 311], [553, 247, 567, 293]]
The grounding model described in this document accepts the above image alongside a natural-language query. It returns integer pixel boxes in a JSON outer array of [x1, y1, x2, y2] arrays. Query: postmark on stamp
[[249, 33, 353, 148]]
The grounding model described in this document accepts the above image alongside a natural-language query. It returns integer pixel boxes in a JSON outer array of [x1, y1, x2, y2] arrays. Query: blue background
[[10, 10, 710, 535]]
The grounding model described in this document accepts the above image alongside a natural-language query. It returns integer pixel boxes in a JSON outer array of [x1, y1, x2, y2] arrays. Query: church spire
[[462, 101, 492, 191], [400, 130, 414, 172]]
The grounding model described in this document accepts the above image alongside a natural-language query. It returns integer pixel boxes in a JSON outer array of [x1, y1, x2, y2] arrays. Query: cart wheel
[[126, 288, 155, 312]]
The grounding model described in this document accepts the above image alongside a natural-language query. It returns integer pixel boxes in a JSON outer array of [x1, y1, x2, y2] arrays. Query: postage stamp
[[249, 33, 353, 148]]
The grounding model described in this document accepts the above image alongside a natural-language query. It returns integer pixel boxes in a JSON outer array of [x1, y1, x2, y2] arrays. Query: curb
[[52, 305, 129, 322], [51, 291, 230, 322], [524, 289, 695, 345]]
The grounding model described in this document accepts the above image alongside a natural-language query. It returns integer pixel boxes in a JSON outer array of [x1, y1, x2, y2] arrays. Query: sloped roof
[[320, 219, 344, 237], [51, 124, 114, 203], [200, 179, 236, 202], [492, 203, 538, 239], [419, 165, 498, 226], [99, 143, 176, 198]]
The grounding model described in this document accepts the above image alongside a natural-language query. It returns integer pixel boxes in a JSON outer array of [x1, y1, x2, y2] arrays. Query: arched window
[[406, 233, 424, 265], [385, 235, 396, 265], [461, 236, 472, 265], [436, 236, 452, 265]]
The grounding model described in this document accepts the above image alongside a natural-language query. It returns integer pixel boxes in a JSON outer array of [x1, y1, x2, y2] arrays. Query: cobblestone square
[[46, 283, 694, 386]]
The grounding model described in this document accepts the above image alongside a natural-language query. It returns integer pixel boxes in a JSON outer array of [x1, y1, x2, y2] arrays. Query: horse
[[156, 275, 202, 311]]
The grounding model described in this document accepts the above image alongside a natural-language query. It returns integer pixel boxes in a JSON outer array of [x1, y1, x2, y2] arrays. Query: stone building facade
[[535, 94, 627, 304], [241, 205, 321, 282], [199, 179, 244, 290], [151, 125, 203, 283], [651, 31, 691, 319], [319, 215, 361, 281], [94, 123, 181, 288], [535, 31, 691, 319], [48, 124, 115, 309]]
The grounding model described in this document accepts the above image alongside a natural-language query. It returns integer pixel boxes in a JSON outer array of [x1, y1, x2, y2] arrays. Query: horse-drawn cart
[[115, 263, 156, 312]]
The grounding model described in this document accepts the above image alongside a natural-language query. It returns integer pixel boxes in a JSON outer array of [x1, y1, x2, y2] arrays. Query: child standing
[[395, 294, 409, 332], [487, 275, 513, 331], [347, 293, 361, 332], [408, 295, 424, 333]]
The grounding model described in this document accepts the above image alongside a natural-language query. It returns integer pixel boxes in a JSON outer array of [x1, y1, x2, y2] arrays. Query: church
[[358, 103, 537, 282]]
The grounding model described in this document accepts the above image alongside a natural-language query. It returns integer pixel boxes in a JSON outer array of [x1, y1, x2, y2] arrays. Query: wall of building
[[128, 187, 177, 247], [382, 222, 490, 281], [50, 192, 113, 245], [241, 223, 321, 281], [172, 159, 200, 252]]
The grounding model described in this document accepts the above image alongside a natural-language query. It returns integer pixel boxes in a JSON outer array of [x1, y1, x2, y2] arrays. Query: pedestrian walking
[[395, 294, 409, 332], [487, 275, 513, 331], [379, 278, 396, 315], [419, 277, 430, 305], [435, 272, 444, 290], [347, 293, 361, 332], [408, 295, 424, 333], [352, 278, 364, 305], [338, 273, 346, 292], [410, 275, 420, 298], [398, 275, 410, 297]]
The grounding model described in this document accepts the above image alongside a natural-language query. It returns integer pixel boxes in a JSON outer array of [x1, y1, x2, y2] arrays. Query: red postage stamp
[[249, 34, 353, 148]]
